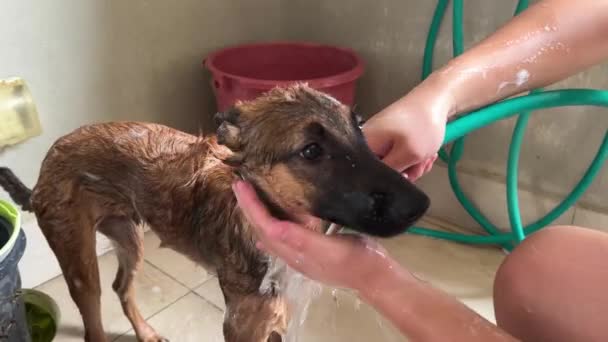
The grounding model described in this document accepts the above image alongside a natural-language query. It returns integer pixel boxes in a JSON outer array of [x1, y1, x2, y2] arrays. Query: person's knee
[[494, 227, 574, 322], [495, 225, 575, 292], [493, 225, 600, 340], [493, 240, 537, 321]]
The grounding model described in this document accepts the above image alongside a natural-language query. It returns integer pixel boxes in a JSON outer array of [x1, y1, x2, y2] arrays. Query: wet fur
[[1, 122, 293, 341], [1, 84, 428, 342], [0, 87, 331, 342]]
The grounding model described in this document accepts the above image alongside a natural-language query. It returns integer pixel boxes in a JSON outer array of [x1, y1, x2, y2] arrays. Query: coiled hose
[[408, 0, 608, 251]]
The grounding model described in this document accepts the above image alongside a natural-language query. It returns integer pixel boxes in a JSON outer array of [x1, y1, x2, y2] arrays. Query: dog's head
[[215, 84, 429, 237]]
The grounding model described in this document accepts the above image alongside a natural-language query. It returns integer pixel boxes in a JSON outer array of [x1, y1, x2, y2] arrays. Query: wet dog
[[0, 84, 429, 342]]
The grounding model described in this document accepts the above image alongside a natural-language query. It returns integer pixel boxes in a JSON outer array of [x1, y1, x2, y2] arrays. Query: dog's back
[[32, 122, 246, 264], [33, 121, 210, 216]]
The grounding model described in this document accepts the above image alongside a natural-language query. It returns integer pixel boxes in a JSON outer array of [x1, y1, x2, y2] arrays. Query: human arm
[[359, 258, 517, 342], [233, 180, 517, 341], [364, 0, 608, 178], [438, 0, 608, 114]]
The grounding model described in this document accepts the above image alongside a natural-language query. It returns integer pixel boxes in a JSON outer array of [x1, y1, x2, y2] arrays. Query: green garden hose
[[408, 0, 608, 249]]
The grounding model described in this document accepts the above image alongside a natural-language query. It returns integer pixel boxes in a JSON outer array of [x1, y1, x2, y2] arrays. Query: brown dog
[[0, 84, 429, 342]]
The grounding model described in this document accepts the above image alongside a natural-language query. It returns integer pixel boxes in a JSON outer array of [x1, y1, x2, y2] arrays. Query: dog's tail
[[0, 167, 33, 212]]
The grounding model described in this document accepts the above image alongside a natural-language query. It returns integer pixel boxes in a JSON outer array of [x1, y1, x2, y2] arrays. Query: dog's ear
[[215, 107, 242, 150], [216, 121, 241, 150]]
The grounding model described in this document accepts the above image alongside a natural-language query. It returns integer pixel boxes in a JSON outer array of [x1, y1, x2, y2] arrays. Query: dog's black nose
[[369, 191, 389, 220]]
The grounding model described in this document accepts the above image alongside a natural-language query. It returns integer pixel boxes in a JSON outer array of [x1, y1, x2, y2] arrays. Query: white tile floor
[[37, 218, 506, 341]]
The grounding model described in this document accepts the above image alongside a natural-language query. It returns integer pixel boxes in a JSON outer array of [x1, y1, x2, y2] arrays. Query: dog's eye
[[300, 143, 323, 160]]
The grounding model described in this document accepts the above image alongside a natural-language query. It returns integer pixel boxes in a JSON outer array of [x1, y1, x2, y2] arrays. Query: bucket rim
[[203, 41, 365, 90], [0, 200, 22, 262]]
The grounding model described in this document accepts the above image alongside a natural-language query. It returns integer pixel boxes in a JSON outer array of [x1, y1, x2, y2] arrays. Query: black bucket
[[0, 216, 30, 342]]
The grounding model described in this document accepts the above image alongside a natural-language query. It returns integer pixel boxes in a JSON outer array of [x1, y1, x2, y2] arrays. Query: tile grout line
[[139, 260, 225, 311], [190, 288, 224, 313], [141, 256, 224, 312], [108, 259, 193, 341], [111, 260, 200, 341], [434, 163, 607, 214], [34, 248, 118, 290], [142, 259, 209, 292], [111, 259, 220, 341], [37, 247, 222, 340], [112, 290, 192, 341], [571, 206, 578, 225]]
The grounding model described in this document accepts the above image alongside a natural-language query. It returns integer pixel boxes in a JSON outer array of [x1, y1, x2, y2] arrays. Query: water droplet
[[331, 288, 339, 307], [354, 297, 362, 311], [282, 262, 324, 342]]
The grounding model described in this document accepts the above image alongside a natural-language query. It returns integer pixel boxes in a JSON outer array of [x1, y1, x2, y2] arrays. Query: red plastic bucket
[[204, 41, 365, 112]]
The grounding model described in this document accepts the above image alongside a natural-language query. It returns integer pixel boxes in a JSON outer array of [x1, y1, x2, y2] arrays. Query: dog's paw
[[137, 330, 169, 342], [141, 336, 169, 342]]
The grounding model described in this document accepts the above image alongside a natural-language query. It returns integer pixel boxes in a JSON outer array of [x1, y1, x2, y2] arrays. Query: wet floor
[[38, 218, 505, 341]]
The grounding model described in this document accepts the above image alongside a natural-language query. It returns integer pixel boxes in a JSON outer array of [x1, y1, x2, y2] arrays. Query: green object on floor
[[408, 0, 608, 250], [0, 202, 60, 341], [0, 200, 21, 262], [23, 289, 60, 342]]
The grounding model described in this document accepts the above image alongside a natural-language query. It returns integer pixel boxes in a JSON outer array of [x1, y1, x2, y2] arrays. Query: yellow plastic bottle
[[0, 77, 42, 147]]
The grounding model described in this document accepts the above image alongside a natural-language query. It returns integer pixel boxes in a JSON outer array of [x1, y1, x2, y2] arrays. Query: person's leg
[[494, 225, 608, 342]]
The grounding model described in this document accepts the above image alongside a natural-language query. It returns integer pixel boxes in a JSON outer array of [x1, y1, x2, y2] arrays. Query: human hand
[[233, 180, 396, 292], [362, 80, 453, 181]]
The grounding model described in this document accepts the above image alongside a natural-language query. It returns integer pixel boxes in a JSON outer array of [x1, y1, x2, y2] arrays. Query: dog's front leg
[[218, 270, 288, 342]]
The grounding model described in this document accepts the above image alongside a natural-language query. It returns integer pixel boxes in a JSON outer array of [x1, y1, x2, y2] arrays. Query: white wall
[[0, 0, 283, 288], [1, 0, 119, 288]]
